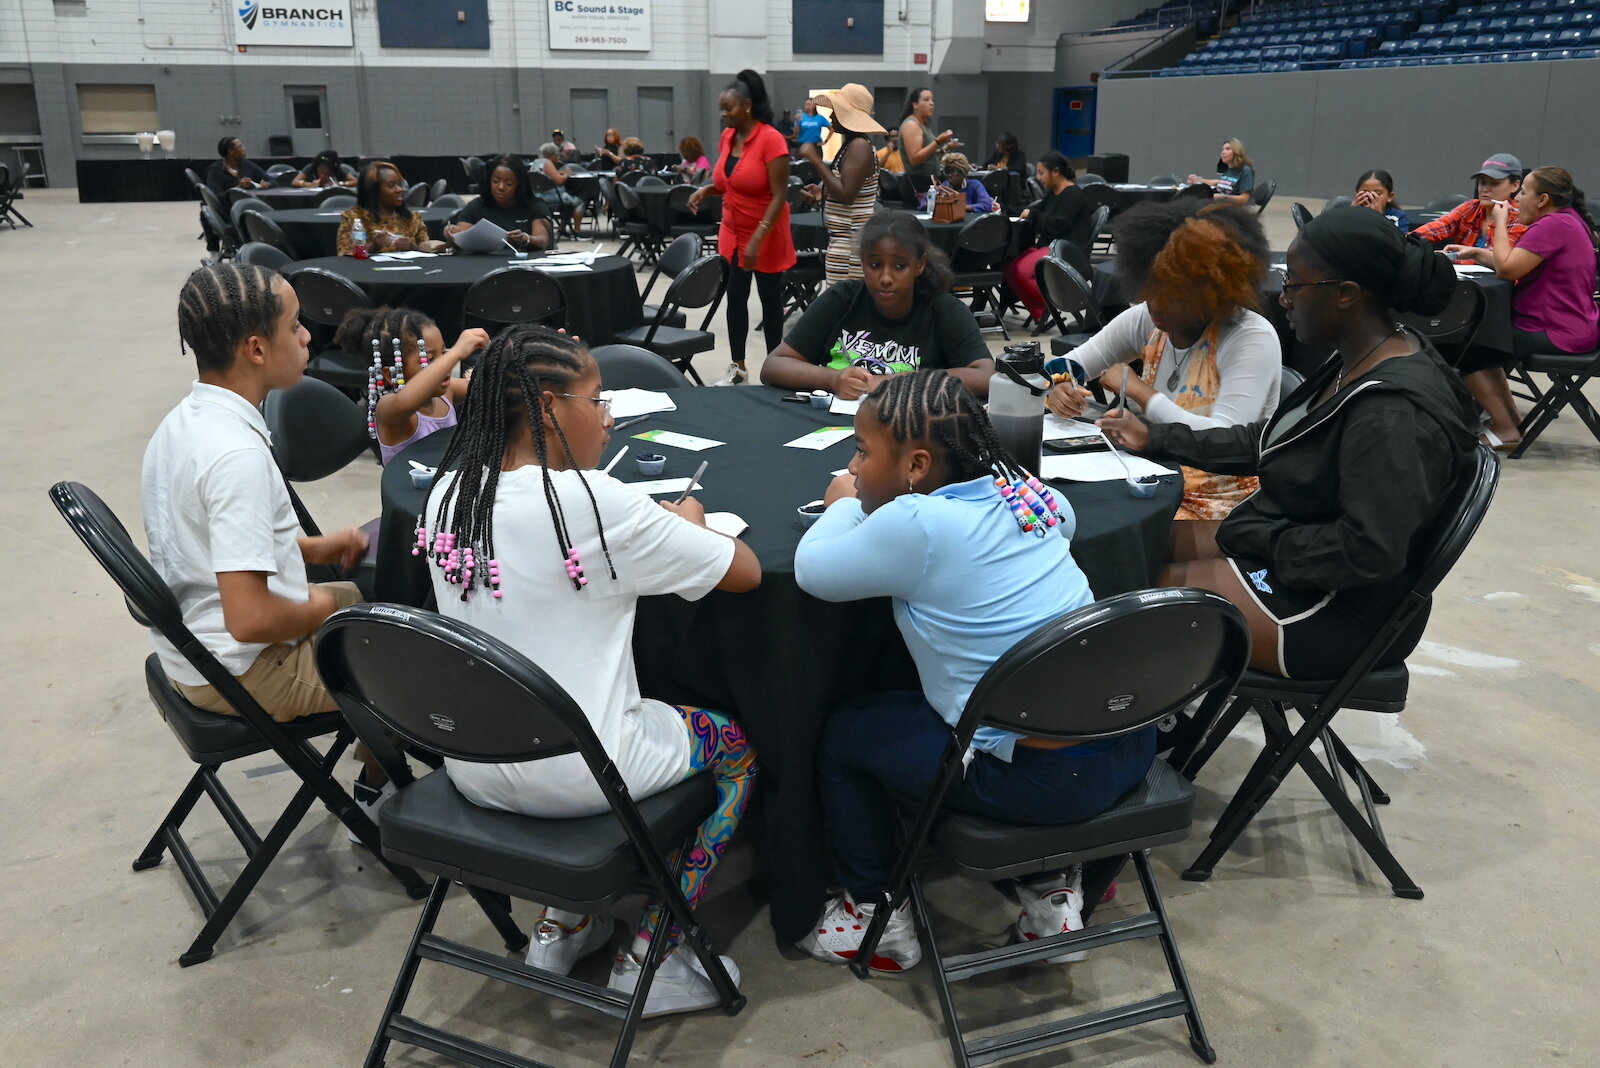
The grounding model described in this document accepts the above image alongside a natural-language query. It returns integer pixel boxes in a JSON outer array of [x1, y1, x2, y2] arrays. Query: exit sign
[[914, 52, 928, 64]]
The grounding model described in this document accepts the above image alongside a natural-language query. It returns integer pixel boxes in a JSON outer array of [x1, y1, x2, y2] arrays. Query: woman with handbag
[[1003, 151, 1088, 323], [919, 154, 996, 215]]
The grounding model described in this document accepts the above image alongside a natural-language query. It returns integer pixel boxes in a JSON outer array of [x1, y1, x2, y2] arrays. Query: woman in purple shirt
[[1473, 166, 1599, 449]]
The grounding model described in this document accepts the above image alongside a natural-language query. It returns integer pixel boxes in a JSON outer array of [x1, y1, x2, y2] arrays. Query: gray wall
[[1097, 60, 1600, 202]]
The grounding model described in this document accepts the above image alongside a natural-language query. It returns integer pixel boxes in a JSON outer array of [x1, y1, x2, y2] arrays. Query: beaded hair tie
[[365, 335, 429, 438], [414, 526, 505, 600], [995, 473, 1065, 537]]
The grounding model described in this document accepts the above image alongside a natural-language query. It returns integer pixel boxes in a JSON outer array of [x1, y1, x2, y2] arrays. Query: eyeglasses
[[1280, 278, 1350, 297], [554, 392, 612, 415]]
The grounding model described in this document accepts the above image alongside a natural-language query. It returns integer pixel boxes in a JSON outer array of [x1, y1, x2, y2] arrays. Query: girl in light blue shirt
[[793, 371, 1156, 974]]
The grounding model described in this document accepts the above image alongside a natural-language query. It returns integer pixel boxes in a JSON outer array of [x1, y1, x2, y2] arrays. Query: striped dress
[[821, 144, 880, 282]]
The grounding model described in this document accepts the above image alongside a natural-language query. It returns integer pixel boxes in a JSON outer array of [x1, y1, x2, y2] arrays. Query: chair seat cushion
[[640, 303, 688, 329], [952, 270, 1004, 287], [144, 654, 344, 763], [307, 348, 369, 389], [1233, 663, 1410, 712], [1051, 333, 1095, 355], [379, 767, 716, 906], [930, 758, 1195, 879], [1522, 350, 1600, 374], [611, 326, 715, 360]]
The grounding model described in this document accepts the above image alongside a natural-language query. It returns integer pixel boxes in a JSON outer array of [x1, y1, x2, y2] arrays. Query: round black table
[[251, 186, 346, 210], [374, 386, 1179, 944], [792, 212, 971, 257], [285, 252, 641, 344], [275, 205, 453, 259]]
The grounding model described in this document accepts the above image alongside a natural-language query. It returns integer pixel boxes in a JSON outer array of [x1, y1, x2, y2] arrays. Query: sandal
[[1479, 429, 1520, 453]]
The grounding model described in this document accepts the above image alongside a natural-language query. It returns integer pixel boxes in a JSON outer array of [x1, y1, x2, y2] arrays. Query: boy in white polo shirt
[[143, 263, 386, 804]]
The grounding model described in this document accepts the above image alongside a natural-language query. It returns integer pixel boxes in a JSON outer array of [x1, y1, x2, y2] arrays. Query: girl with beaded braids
[[332, 305, 487, 465], [793, 371, 1149, 974], [418, 323, 762, 1015]]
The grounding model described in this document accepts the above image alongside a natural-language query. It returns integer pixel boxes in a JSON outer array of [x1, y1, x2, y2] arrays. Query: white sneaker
[[606, 944, 741, 1017], [1015, 867, 1087, 964], [524, 910, 614, 975], [797, 892, 922, 973], [345, 777, 397, 845], [713, 363, 748, 386]]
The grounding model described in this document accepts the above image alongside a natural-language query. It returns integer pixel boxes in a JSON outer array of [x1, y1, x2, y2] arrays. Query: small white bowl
[[1125, 475, 1159, 499], [797, 500, 826, 527], [409, 468, 435, 490], [809, 390, 834, 410]]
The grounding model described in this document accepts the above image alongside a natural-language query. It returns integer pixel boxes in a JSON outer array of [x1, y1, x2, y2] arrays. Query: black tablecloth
[[792, 212, 973, 257], [274, 206, 453, 259], [374, 386, 1179, 943], [251, 186, 346, 210], [284, 253, 640, 343]]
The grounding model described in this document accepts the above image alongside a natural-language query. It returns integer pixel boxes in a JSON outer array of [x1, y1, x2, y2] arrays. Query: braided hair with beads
[[862, 370, 1066, 537], [333, 306, 436, 437], [416, 323, 617, 599], [177, 262, 286, 373]]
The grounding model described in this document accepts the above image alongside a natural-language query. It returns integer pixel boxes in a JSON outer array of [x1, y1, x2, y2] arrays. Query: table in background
[[251, 186, 346, 211], [285, 252, 640, 343], [274, 205, 453, 259], [792, 212, 971, 257], [375, 386, 1180, 943]]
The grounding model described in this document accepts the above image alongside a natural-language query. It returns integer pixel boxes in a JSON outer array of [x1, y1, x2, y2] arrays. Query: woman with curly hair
[[1047, 200, 1281, 519]]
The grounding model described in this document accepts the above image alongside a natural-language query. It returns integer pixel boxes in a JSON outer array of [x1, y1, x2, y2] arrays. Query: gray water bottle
[[988, 342, 1051, 471]]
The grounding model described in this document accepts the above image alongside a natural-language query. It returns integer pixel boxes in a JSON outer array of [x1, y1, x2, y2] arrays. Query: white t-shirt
[[1071, 303, 1281, 430], [429, 466, 735, 818], [141, 383, 311, 686]]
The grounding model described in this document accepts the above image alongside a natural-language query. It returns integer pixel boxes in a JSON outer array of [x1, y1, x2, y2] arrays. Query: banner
[[548, 0, 651, 52], [235, 2, 354, 47]]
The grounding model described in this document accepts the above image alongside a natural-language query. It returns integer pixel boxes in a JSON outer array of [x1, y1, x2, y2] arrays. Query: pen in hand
[[675, 461, 708, 505]]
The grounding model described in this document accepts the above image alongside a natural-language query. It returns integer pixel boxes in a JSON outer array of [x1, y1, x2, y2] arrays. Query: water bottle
[[988, 341, 1051, 472], [351, 218, 369, 259]]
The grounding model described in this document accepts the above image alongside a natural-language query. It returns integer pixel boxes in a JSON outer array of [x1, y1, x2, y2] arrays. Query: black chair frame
[[1509, 347, 1600, 458], [615, 254, 728, 385], [853, 588, 1253, 1067], [1168, 446, 1500, 899], [950, 213, 1014, 340], [1034, 255, 1105, 355], [462, 266, 568, 334], [47, 482, 427, 966]]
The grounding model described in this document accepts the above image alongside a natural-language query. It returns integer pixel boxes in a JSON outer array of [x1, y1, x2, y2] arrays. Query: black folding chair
[[238, 241, 294, 271], [1035, 256, 1106, 355], [462, 265, 567, 334], [1252, 178, 1277, 216], [779, 222, 827, 322], [593, 343, 692, 389], [1, 161, 33, 228], [428, 177, 448, 202], [200, 204, 240, 260], [1322, 194, 1353, 213], [1396, 283, 1487, 369], [229, 195, 273, 236], [614, 182, 665, 265], [315, 604, 745, 1068], [666, 184, 719, 252], [639, 232, 702, 330], [1073, 204, 1112, 265], [1423, 194, 1469, 214], [1290, 202, 1313, 231], [1509, 347, 1600, 458], [611, 254, 728, 385], [404, 182, 430, 208], [290, 267, 374, 395], [460, 155, 485, 195], [240, 209, 301, 260], [429, 193, 464, 213], [1169, 445, 1501, 898], [46, 482, 426, 966], [949, 213, 1014, 339], [852, 589, 1252, 1066]]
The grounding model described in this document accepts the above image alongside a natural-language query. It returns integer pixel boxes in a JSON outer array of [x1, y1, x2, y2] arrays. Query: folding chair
[[638, 232, 702, 330], [404, 182, 430, 208], [1396, 282, 1487, 369], [462, 265, 568, 334], [1073, 204, 1112, 265], [47, 482, 427, 966], [1169, 445, 1500, 898], [290, 267, 374, 395], [315, 604, 745, 1068], [240, 209, 301, 260], [610, 254, 728, 385], [238, 241, 294, 271], [593, 343, 693, 389], [666, 184, 719, 252], [949, 213, 1015, 339], [1290, 202, 1313, 231], [614, 182, 665, 265], [1508, 347, 1600, 457], [851, 588, 1252, 1066], [1251, 178, 1278, 215], [428, 177, 448, 202], [229, 195, 273, 236], [201, 204, 240, 260], [0, 162, 33, 228], [1035, 256, 1106, 355]]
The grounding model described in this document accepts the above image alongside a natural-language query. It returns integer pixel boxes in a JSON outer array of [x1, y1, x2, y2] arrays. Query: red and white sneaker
[[1015, 867, 1087, 964], [798, 892, 922, 973]]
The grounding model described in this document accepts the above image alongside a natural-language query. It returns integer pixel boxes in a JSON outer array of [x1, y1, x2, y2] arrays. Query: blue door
[[1052, 87, 1097, 157]]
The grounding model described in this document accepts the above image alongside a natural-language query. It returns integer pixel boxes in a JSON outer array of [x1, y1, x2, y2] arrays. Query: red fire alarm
[[1069, 100, 1084, 110], [914, 52, 928, 64]]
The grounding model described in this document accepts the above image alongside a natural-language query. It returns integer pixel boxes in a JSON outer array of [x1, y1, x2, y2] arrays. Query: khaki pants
[[174, 582, 363, 723]]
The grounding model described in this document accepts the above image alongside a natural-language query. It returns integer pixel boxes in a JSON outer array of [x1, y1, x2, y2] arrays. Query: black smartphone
[[1044, 437, 1110, 455]]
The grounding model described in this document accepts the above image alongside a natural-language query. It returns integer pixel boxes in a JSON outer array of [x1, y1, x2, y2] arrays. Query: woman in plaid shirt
[[1410, 153, 1528, 252]]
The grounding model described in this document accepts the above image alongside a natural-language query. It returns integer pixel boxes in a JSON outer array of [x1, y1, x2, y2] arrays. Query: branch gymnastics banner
[[548, 0, 652, 51], [234, 2, 354, 47]]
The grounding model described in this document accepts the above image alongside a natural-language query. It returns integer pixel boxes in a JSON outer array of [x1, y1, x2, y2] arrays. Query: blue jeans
[[818, 691, 1156, 899]]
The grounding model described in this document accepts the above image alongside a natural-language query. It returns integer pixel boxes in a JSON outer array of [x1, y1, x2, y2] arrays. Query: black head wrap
[[1299, 207, 1455, 315]]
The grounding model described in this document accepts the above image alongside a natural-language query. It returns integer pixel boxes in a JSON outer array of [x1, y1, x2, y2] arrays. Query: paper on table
[[530, 263, 594, 274], [831, 469, 850, 476], [1040, 451, 1172, 483], [372, 265, 423, 272], [829, 397, 862, 416], [705, 512, 749, 538], [1453, 263, 1494, 275], [382, 250, 437, 260], [537, 252, 597, 265], [628, 476, 695, 495], [452, 218, 510, 254], [601, 388, 678, 419], [1043, 413, 1103, 441], [632, 428, 724, 451], [783, 427, 855, 451]]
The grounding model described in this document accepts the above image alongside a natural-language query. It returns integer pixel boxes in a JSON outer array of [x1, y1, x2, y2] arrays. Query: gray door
[[285, 86, 330, 157], [571, 89, 610, 157], [638, 87, 674, 154]]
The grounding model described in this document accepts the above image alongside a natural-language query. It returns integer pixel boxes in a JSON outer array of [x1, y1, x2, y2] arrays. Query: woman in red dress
[[688, 69, 795, 385]]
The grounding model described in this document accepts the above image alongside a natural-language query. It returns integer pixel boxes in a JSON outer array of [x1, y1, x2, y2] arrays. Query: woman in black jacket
[[1004, 150, 1088, 323], [1101, 207, 1478, 678]]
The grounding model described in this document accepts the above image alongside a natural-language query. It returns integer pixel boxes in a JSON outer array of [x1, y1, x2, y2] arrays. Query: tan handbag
[[931, 185, 967, 224]]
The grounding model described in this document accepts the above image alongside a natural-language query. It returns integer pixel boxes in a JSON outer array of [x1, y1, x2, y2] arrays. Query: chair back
[[1322, 194, 1353, 213], [225, 186, 255, 206], [1149, 174, 1178, 185], [429, 178, 448, 202], [1424, 194, 1469, 213], [666, 184, 699, 217], [266, 163, 298, 187], [289, 267, 372, 328], [461, 156, 486, 191], [951, 212, 1011, 269], [1078, 172, 1106, 186], [642, 233, 703, 301], [238, 241, 294, 271], [404, 182, 430, 208], [200, 204, 237, 250], [1036, 256, 1104, 333], [619, 170, 647, 187], [241, 210, 300, 259], [592, 344, 691, 389], [322, 193, 357, 210], [525, 169, 556, 193], [1395, 280, 1488, 353], [980, 170, 1010, 201], [614, 180, 646, 221], [184, 167, 205, 192], [261, 376, 370, 482], [462, 266, 567, 331], [1026, 176, 1045, 202], [1252, 178, 1277, 215], [1073, 205, 1112, 259], [1277, 365, 1305, 405], [1411, 445, 1500, 601], [431, 193, 466, 212], [198, 183, 229, 221], [959, 588, 1252, 745], [660, 253, 725, 311], [1290, 202, 1312, 231], [1047, 237, 1093, 280], [230, 196, 274, 235], [638, 174, 668, 189]]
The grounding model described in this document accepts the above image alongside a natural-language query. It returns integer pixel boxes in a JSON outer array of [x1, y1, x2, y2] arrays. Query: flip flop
[[1479, 430, 1519, 453]]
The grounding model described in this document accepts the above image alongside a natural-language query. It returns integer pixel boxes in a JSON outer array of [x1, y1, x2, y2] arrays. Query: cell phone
[[781, 393, 810, 403], [1044, 437, 1110, 455]]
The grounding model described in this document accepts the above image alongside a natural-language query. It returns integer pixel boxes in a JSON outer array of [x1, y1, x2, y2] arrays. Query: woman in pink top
[[1471, 166, 1599, 449]]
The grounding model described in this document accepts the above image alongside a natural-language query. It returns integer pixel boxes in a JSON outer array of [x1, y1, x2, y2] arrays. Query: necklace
[[1165, 337, 1201, 392], [1333, 326, 1401, 393]]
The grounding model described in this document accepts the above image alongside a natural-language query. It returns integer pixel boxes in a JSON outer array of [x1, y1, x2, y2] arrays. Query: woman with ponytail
[[688, 69, 796, 386], [1101, 208, 1477, 680], [1457, 165, 1599, 450], [420, 324, 761, 1014]]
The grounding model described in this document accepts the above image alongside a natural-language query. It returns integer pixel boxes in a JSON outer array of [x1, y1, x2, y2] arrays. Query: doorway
[[570, 89, 610, 155], [637, 88, 675, 154], [284, 86, 330, 157], [1052, 87, 1097, 159]]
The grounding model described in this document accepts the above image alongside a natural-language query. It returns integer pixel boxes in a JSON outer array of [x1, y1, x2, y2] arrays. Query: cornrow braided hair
[[862, 370, 1067, 537], [177, 262, 285, 374], [333, 306, 436, 437], [414, 323, 617, 599]]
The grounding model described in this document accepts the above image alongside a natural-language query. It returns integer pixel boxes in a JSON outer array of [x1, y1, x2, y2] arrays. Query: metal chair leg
[[1135, 850, 1216, 1064], [365, 877, 450, 1068]]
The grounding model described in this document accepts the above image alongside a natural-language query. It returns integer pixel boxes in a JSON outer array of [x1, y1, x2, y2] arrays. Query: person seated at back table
[[614, 138, 651, 179], [551, 129, 581, 165], [1411, 152, 1527, 254], [1353, 169, 1409, 231], [1447, 166, 1600, 451], [337, 160, 430, 255], [1186, 138, 1255, 206], [293, 148, 355, 188], [673, 136, 711, 180], [1100, 208, 1477, 680], [917, 153, 996, 214], [594, 128, 625, 168], [205, 137, 268, 196], [146, 263, 388, 813], [417, 324, 760, 1013], [1004, 151, 1088, 324], [984, 131, 1027, 176], [443, 153, 553, 252], [1046, 200, 1281, 521], [876, 130, 905, 175], [761, 212, 995, 400], [535, 144, 587, 232]]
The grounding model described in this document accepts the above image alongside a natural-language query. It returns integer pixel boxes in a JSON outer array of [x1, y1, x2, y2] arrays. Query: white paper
[[452, 217, 511, 254], [370, 265, 423, 272], [831, 469, 850, 476], [601, 388, 678, 419], [1043, 413, 1103, 441], [628, 477, 695, 495], [783, 427, 855, 451], [829, 397, 863, 417], [538, 252, 597, 265], [631, 429, 724, 452], [1453, 263, 1494, 275], [381, 250, 437, 260], [705, 511, 749, 538], [531, 263, 594, 274], [1040, 451, 1172, 483]]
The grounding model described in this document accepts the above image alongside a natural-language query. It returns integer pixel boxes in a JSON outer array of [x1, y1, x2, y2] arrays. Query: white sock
[[543, 906, 586, 930]]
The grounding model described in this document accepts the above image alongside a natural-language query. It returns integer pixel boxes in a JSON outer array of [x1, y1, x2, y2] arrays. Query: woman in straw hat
[[799, 83, 884, 282]]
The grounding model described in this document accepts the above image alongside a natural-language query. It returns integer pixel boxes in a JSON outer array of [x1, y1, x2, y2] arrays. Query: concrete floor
[[3, 189, 1598, 1066]]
